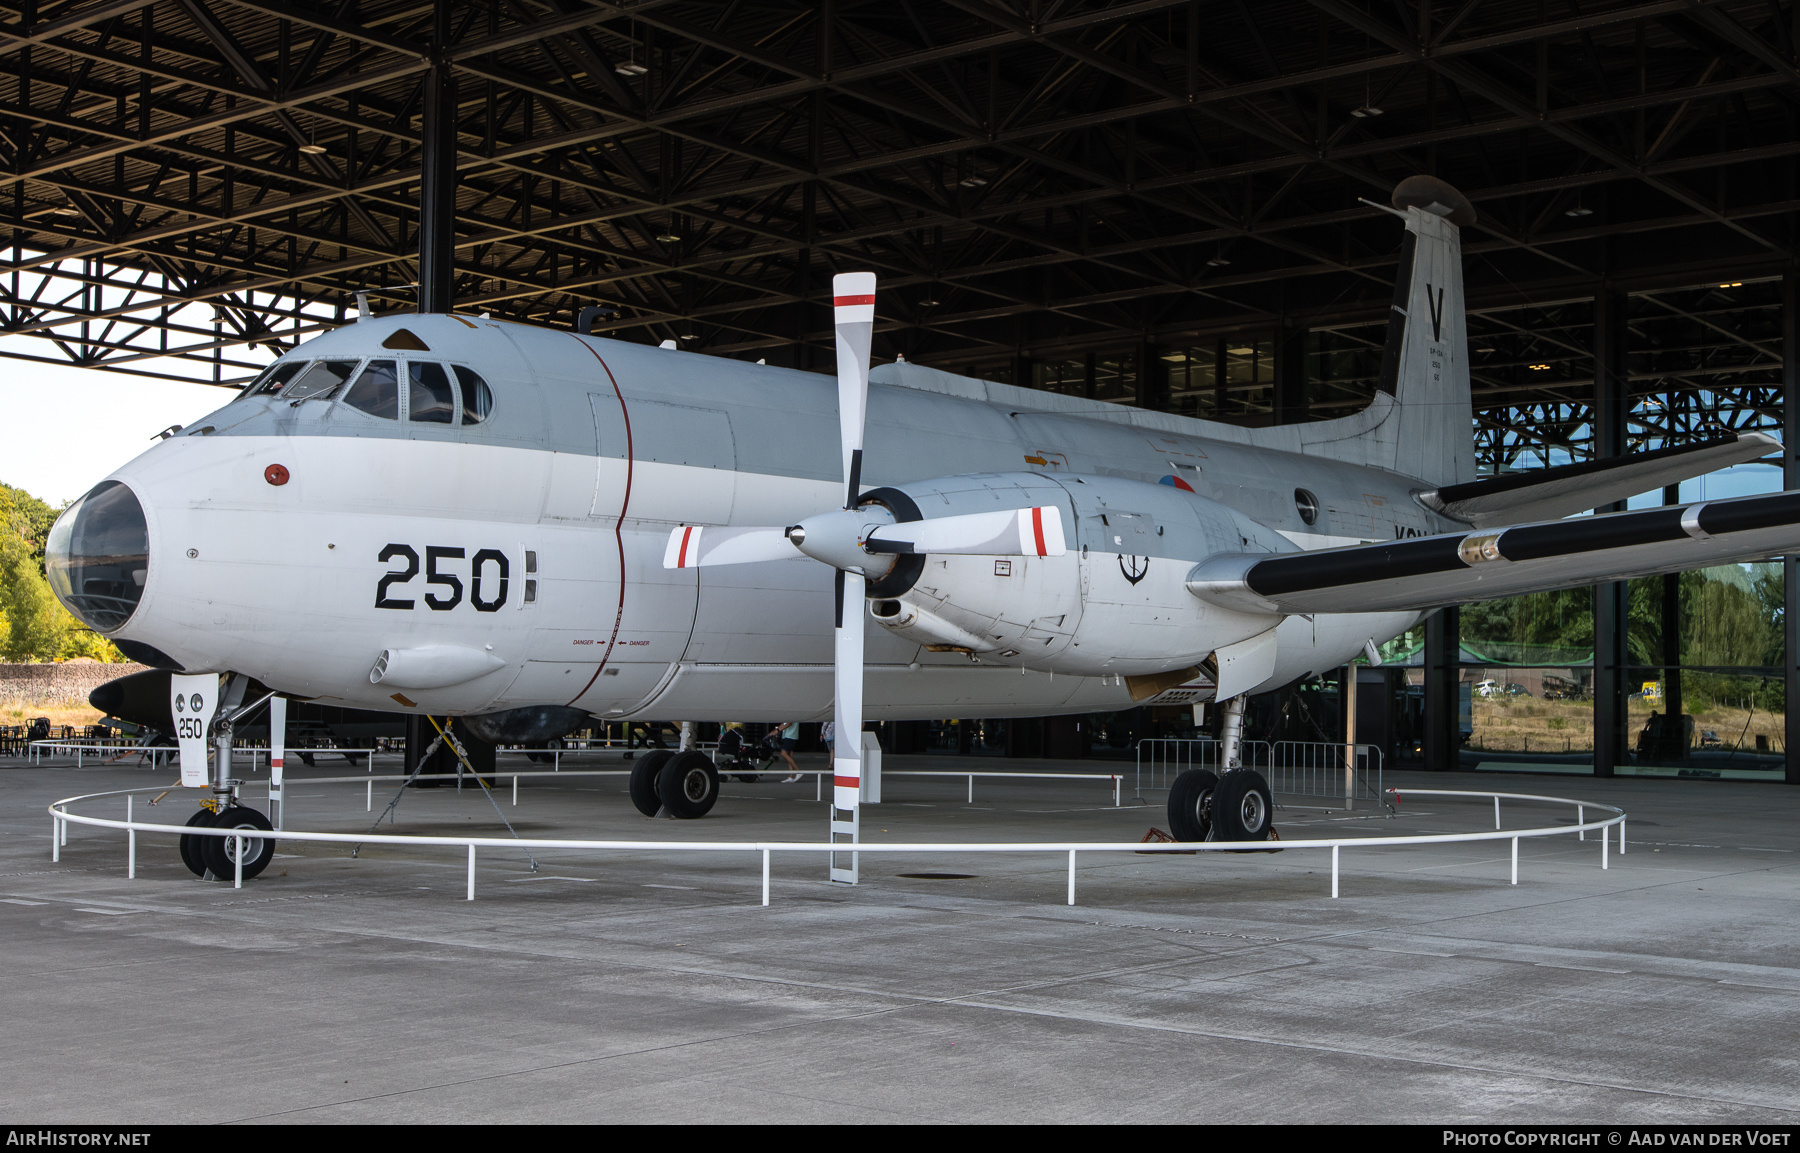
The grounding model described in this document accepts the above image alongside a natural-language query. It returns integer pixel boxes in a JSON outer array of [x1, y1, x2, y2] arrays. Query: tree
[[0, 483, 127, 662]]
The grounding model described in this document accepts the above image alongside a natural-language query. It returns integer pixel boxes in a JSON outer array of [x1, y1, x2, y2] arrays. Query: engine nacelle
[[862, 472, 1290, 677]]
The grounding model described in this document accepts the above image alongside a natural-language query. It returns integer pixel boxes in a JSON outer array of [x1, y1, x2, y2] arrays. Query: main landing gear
[[628, 749, 720, 819], [1167, 694, 1278, 847]]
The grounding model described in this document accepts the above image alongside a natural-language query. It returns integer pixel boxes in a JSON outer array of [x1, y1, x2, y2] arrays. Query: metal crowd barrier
[[1135, 738, 1385, 811]]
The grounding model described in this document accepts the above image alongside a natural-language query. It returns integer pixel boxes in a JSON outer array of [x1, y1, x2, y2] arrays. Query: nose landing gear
[[176, 673, 279, 880]]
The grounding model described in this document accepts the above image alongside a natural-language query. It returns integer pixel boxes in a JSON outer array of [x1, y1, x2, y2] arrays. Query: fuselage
[[55, 313, 1440, 722]]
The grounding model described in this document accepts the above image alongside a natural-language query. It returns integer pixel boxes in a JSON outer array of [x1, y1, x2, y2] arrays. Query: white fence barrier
[[48, 783, 1625, 904]]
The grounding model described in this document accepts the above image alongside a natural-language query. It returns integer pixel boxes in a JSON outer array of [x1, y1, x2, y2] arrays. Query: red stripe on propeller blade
[[833, 295, 875, 307], [677, 526, 694, 567], [1031, 507, 1046, 556]]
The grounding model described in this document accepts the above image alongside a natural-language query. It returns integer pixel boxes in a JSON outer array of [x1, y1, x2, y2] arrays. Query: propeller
[[660, 272, 1068, 878]]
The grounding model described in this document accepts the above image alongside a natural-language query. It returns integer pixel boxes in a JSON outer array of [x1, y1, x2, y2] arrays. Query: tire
[[733, 774, 761, 783], [198, 806, 276, 880], [657, 750, 720, 819], [1210, 769, 1274, 845], [1166, 769, 1219, 842], [629, 749, 674, 816], [179, 807, 218, 878]]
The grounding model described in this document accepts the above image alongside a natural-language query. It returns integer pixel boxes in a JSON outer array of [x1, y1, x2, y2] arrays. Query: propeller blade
[[661, 525, 796, 569], [864, 505, 1068, 557], [833, 271, 875, 510], [833, 569, 865, 814]]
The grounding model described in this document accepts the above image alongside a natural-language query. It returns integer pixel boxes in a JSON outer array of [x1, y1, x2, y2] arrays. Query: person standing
[[775, 720, 803, 782]]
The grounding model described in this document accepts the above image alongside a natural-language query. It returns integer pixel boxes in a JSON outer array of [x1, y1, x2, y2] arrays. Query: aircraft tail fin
[[1378, 175, 1478, 490]]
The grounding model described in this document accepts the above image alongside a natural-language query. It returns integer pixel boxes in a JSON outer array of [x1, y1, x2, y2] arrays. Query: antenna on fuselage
[[355, 291, 370, 321]]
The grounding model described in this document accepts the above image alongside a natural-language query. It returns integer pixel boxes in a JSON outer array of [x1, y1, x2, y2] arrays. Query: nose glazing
[[46, 480, 149, 631]]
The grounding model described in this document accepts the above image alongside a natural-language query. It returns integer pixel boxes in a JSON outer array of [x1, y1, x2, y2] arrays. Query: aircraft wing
[[1187, 489, 1800, 616], [1417, 432, 1779, 528]]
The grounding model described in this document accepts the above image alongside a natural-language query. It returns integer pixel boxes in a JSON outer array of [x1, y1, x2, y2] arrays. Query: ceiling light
[[298, 142, 327, 155], [1719, 281, 1742, 288], [918, 299, 939, 307], [958, 176, 988, 188], [1161, 352, 1188, 363], [1227, 346, 1254, 355], [1564, 206, 1592, 217], [615, 61, 648, 76], [1206, 257, 1231, 267], [678, 333, 697, 340], [1350, 105, 1383, 118], [655, 232, 680, 242], [1529, 363, 1551, 371], [49, 205, 80, 216]]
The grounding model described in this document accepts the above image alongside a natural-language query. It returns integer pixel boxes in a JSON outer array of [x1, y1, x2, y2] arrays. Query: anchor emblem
[[1118, 555, 1149, 585]]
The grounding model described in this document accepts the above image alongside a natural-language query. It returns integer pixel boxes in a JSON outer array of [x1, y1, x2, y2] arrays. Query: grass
[[1, 697, 105, 729], [1469, 695, 1784, 755]]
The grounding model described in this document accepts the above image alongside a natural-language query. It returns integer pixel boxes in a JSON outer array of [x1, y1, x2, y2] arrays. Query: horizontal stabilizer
[[1188, 489, 1800, 616], [663, 525, 796, 569], [1420, 432, 1779, 527], [864, 506, 1067, 557]]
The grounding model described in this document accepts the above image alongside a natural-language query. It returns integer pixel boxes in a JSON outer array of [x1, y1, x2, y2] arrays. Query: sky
[[0, 361, 234, 506]]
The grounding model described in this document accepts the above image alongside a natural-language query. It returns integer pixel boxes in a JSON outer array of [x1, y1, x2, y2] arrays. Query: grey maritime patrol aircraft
[[44, 175, 1795, 880]]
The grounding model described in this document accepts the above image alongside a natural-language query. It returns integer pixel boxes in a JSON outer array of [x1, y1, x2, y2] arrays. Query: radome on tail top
[[45, 174, 1794, 869]]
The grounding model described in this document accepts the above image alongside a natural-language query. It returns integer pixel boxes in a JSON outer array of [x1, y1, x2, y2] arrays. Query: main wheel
[[179, 807, 219, 878], [1166, 768, 1219, 842], [629, 749, 674, 816], [1210, 769, 1274, 845], [198, 806, 276, 880], [657, 750, 720, 819]]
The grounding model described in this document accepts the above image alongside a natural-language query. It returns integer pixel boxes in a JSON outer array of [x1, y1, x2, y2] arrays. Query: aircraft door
[[513, 388, 679, 717]]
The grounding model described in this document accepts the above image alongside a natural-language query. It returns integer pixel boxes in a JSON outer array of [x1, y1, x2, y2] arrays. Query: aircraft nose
[[46, 480, 150, 632]]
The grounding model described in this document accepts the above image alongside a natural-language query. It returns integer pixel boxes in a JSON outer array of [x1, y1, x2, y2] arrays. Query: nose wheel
[[179, 803, 277, 880], [179, 807, 219, 878], [201, 806, 277, 879]]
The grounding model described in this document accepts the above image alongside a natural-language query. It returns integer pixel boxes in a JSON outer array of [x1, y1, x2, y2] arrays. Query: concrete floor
[[3, 751, 1798, 1124]]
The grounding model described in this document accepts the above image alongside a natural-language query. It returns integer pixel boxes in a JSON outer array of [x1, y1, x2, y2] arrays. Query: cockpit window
[[343, 359, 400, 419], [244, 361, 304, 397], [282, 359, 360, 401], [454, 366, 492, 425], [408, 361, 455, 424]]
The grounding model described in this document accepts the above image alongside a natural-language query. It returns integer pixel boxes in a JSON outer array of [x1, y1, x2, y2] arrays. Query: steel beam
[[1592, 285, 1632, 779], [1785, 269, 1799, 785], [416, 0, 455, 313]]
